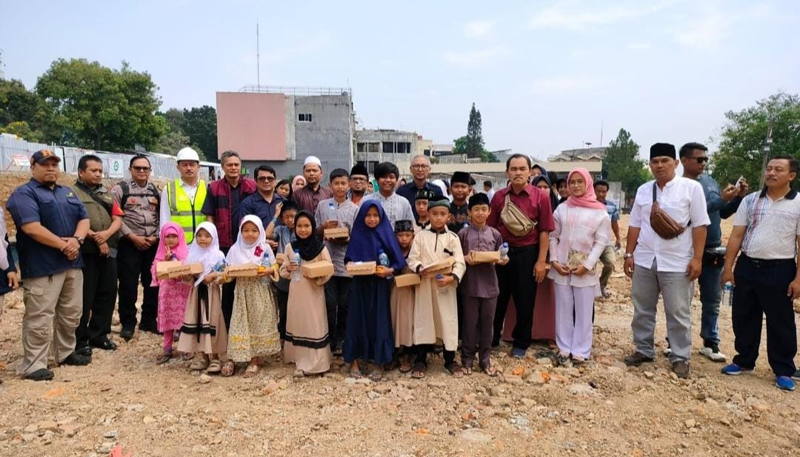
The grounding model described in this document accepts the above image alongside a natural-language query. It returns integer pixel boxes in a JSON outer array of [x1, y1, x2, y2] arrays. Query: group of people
[[2, 142, 799, 391]]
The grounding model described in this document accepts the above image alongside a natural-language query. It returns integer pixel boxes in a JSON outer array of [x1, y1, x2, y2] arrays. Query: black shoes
[[624, 352, 654, 367], [120, 327, 135, 341], [59, 352, 91, 366], [90, 337, 117, 351], [25, 368, 54, 381], [75, 344, 93, 357]]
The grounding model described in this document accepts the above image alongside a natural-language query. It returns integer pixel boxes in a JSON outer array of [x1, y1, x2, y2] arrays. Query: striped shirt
[[734, 188, 800, 260]]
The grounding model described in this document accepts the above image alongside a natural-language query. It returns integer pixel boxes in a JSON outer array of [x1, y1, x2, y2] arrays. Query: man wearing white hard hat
[[159, 147, 208, 243], [292, 155, 333, 213]]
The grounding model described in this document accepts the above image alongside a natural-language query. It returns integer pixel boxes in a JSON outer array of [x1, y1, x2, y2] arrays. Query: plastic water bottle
[[499, 242, 509, 260], [327, 202, 337, 224], [213, 259, 226, 272], [722, 282, 734, 307], [291, 249, 302, 282], [378, 249, 393, 279]]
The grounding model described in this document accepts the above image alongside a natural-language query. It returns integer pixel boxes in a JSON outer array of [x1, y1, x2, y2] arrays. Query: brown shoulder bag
[[649, 182, 690, 240]]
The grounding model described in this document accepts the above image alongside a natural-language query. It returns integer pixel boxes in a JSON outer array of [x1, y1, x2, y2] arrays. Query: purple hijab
[[345, 200, 407, 271]]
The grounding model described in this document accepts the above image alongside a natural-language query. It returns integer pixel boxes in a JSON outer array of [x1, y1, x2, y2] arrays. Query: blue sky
[[2, 0, 799, 159]]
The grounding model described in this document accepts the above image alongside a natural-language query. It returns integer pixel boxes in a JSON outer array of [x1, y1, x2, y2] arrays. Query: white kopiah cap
[[303, 156, 322, 168], [176, 147, 200, 162]]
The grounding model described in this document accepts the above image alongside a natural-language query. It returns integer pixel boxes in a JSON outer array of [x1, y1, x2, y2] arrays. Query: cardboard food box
[[167, 262, 204, 279], [394, 273, 421, 288], [275, 253, 287, 265], [156, 261, 182, 279], [346, 261, 377, 276], [472, 251, 501, 264], [421, 257, 456, 276], [323, 227, 350, 240], [302, 261, 335, 278], [225, 263, 260, 277]]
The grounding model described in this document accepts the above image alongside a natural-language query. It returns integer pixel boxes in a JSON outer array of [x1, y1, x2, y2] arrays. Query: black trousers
[[415, 344, 456, 367], [325, 276, 351, 350], [222, 279, 236, 331], [117, 239, 158, 330], [493, 244, 540, 350], [275, 285, 289, 340], [77, 253, 118, 345], [732, 256, 798, 377]]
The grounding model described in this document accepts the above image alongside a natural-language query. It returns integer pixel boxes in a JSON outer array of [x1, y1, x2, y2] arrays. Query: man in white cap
[[292, 155, 333, 213], [159, 147, 208, 244]]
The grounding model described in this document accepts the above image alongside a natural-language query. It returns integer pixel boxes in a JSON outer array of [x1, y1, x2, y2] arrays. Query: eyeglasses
[[257, 176, 276, 182], [692, 157, 709, 164], [132, 166, 151, 172], [411, 165, 430, 170]]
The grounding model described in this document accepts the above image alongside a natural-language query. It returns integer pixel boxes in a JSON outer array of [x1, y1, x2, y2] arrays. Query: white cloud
[[464, 20, 496, 38], [520, 76, 596, 95], [673, 2, 771, 51], [443, 46, 511, 66], [528, 0, 677, 31], [627, 42, 652, 50], [260, 31, 334, 65]]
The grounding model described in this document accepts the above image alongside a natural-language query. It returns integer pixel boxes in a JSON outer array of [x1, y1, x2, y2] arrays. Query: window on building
[[382, 142, 395, 153], [367, 142, 380, 153], [298, 113, 312, 122], [397, 142, 411, 153], [356, 142, 366, 152]]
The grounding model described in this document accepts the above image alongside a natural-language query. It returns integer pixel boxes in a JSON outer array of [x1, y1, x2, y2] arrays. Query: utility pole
[[758, 122, 774, 189]]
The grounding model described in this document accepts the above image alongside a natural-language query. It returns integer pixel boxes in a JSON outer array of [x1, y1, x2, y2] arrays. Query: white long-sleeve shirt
[[548, 204, 610, 287]]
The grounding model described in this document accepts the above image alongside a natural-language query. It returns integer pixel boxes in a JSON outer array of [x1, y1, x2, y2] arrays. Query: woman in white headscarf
[[431, 179, 452, 202], [223, 215, 282, 377]]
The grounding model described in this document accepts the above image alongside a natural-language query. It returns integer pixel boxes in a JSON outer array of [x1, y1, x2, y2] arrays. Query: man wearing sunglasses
[[237, 164, 283, 251], [680, 142, 748, 362], [111, 154, 163, 340]]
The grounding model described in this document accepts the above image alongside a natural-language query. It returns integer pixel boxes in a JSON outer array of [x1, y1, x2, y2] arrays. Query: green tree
[[711, 92, 800, 188], [0, 121, 44, 142], [602, 128, 650, 196], [183, 105, 218, 162], [0, 78, 45, 129], [465, 102, 484, 159], [35, 58, 165, 151]]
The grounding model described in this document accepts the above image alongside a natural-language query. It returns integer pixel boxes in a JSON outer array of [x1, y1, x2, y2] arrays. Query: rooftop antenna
[[256, 21, 261, 87], [600, 121, 604, 147]]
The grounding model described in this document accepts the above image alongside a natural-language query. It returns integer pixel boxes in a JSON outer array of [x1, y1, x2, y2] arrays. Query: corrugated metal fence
[[0, 136, 219, 181]]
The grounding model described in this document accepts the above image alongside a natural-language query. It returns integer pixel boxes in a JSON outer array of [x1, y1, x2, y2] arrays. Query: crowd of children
[[147, 166, 607, 381]]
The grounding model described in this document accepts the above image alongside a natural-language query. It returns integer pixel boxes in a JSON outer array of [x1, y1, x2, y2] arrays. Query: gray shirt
[[315, 197, 359, 277]]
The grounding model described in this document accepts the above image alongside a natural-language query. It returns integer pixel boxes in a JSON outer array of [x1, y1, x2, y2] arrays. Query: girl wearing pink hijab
[[547, 168, 610, 367], [291, 175, 306, 193], [150, 222, 193, 363]]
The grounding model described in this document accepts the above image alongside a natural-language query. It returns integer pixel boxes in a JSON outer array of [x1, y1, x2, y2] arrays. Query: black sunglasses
[[132, 166, 151, 172], [257, 176, 276, 182], [692, 157, 709, 164]]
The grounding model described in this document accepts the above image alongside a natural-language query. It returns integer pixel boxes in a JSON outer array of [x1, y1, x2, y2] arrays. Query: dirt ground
[[1, 173, 799, 456]]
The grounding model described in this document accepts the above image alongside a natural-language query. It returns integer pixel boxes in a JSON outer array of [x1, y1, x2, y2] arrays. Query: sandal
[[481, 365, 499, 377], [156, 351, 173, 365], [463, 366, 473, 376], [243, 364, 260, 378], [399, 358, 413, 374], [369, 369, 384, 382], [207, 359, 223, 374], [182, 352, 194, 361], [220, 360, 235, 377], [411, 362, 427, 379], [445, 362, 464, 378], [189, 355, 209, 371]]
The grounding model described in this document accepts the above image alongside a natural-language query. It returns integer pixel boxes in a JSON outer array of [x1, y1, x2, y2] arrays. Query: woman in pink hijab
[[292, 175, 306, 193], [547, 167, 610, 367]]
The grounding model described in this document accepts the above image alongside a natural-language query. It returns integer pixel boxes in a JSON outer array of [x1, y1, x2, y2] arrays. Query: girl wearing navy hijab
[[344, 200, 407, 381]]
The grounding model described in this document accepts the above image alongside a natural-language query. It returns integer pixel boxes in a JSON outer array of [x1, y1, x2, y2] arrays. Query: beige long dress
[[177, 282, 228, 355], [406, 230, 466, 351], [280, 244, 333, 374], [390, 262, 415, 348]]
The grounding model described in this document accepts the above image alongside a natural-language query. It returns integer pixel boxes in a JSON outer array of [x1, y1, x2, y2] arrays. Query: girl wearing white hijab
[[177, 222, 228, 373], [223, 216, 282, 377]]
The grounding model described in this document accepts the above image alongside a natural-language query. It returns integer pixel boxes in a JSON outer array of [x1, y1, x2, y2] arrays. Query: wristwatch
[[624, 253, 633, 259], [75, 236, 85, 245]]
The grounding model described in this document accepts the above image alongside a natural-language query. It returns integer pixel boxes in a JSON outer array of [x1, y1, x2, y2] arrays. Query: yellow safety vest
[[166, 179, 207, 243]]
